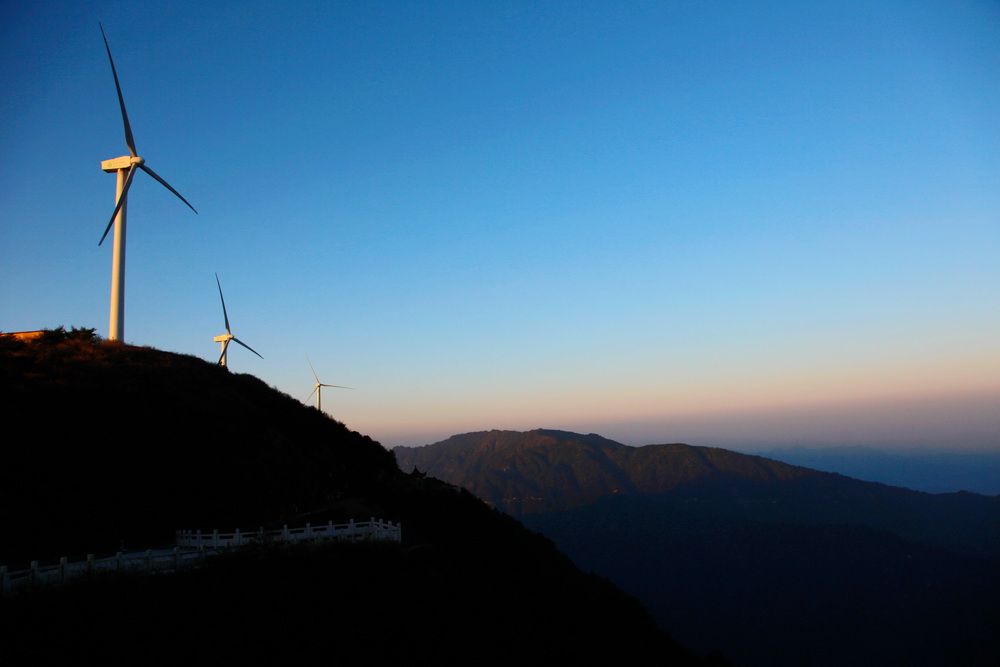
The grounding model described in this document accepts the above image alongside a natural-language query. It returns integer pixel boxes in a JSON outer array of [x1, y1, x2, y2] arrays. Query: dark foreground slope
[[1, 330, 395, 564], [0, 333, 707, 665], [2, 485, 703, 664], [395, 429, 1000, 667]]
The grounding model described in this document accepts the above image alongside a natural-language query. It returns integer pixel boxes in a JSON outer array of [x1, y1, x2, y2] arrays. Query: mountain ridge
[[394, 427, 1000, 666], [395, 428, 999, 558]]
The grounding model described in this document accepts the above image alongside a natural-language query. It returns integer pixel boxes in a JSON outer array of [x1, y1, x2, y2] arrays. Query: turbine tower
[[305, 354, 352, 412], [214, 274, 262, 368], [98, 24, 197, 341]]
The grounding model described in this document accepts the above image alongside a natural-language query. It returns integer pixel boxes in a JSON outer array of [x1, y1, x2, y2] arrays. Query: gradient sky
[[2, 1, 998, 451]]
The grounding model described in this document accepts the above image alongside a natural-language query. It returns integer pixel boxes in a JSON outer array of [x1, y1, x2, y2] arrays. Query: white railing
[[175, 518, 401, 549], [1, 548, 207, 596], [2, 518, 401, 596]]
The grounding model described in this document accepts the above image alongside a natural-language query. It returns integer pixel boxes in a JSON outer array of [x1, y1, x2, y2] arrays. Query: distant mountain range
[[395, 428, 1000, 667], [753, 445, 1000, 495]]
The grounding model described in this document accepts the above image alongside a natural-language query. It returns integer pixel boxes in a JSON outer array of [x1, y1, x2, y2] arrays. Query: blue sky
[[2, 1, 998, 450]]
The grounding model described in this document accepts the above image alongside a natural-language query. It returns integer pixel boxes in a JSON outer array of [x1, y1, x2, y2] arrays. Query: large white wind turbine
[[98, 24, 197, 341], [305, 355, 352, 412], [214, 274, 262, 368]]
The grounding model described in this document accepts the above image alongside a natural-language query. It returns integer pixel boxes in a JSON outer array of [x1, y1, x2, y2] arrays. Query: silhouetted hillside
[[0, 333, 708, 665], [1, 328, 396, 563], [395, 428, 1000, 666]]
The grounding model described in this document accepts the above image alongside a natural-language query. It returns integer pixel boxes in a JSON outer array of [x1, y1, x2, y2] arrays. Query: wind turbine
[[98, 23, 197, 341], [214, 274, 262, 368], [305, 354, 353, 412]]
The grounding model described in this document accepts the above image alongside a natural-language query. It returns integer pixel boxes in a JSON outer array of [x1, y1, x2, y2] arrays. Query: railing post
[[59, 556, 68, 584], [116, 552, 123, 572], [30, 560, 38, 584], [212, 529, 219, 548], [146, 549, 153, 571], [86, 554, 94, 577], [173, 547, 180, 571], [235, 527, 242, 547]]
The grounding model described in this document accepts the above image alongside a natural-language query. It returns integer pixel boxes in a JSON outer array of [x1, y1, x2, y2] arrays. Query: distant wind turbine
[[98, 24, 197, 342], [305, 354, 353, 412], [213, 274, 262, 368]]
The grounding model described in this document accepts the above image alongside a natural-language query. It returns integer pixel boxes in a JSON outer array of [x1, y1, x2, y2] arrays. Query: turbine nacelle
[[101, 155, 144, 172]]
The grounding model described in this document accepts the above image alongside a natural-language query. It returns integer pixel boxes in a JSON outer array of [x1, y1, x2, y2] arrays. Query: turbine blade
[[218, 338, 231, 365], [306, 354, 320, 383], [139, 163, 197, 214], [99, 23, 136, 158], [232, 337, 263, 359], [98, 163, 138, 246], [305, 387, 317, 403], [320, 384, 354, 390], [215, 274, 231, 333]]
